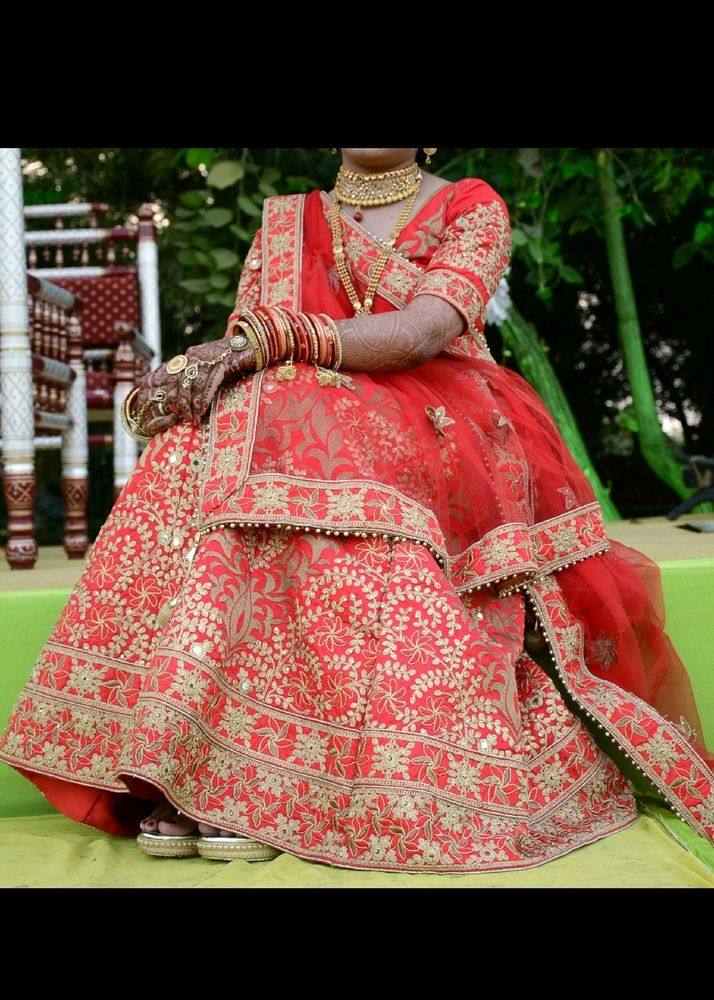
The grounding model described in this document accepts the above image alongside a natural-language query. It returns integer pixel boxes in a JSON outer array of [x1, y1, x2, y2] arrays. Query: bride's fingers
[[131, 380, 183, 437], [143, 368, 172, 393], [174, 382, 194, 423], [157, 374, 192, 424], [191, 365, 225, 424], [139, 412, 177, 438]]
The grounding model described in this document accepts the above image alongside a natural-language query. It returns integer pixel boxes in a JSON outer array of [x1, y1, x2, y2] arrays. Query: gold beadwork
[[334, 162, 421, 209], [331, 176, 420, 316]]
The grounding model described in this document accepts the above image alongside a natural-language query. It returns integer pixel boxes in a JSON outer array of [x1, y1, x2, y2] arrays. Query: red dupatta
[[200, 185, 611, 592]]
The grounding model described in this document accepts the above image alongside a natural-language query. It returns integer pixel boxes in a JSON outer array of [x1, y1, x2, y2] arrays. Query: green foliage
[[163, 147, 333, 318]]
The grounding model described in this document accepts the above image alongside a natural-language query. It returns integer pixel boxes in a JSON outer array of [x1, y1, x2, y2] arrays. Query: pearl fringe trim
[[520, 583, 686, 821], [196, 519, 610, 595]]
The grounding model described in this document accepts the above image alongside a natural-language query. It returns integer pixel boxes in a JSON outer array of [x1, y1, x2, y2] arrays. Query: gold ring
[[166, 354, 189, 375]]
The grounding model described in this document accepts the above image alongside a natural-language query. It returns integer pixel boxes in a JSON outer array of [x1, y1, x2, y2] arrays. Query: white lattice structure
[[24, 197, 158, 494], [0, 148, 89, 568]]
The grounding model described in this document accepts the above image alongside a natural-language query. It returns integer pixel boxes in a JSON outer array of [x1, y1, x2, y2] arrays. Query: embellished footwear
[[195, 822, 282, 862], [196, 836, 282, 861], [137, 831, 201, 858], [137, 802, 201, 858]]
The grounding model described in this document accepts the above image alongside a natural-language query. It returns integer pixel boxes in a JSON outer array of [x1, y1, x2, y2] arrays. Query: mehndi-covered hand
[[132, 334, 256, 437]]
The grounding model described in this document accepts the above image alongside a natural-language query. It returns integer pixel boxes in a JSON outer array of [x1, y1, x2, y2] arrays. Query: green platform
[[1, 561, 713, 887]]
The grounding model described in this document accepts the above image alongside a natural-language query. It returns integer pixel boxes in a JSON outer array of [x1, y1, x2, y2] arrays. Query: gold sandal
[[196, 833, 282, 862], [137, 831, 201, 858]]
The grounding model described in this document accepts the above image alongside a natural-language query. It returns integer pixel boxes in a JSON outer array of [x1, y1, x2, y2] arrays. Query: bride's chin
[[340, 148, 418, 171]]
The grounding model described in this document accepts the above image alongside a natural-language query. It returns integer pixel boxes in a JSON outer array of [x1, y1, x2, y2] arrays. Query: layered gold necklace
[[331, 162, 422, 316]]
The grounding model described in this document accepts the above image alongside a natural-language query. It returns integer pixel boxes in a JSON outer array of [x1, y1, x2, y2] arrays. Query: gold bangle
[[120, 388, 150, 444], [241, 311, 270, 367], [273, 307, 297, 382], [123, 386, 140, 420], [236, 319, 265, 370], [250, 311, 272, 366], [301, 312, 321, 365], [272, 307, 293, 361], [322, 315, 343, 370]]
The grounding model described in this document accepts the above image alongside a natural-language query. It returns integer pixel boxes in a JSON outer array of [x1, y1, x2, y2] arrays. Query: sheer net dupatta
[[556, 537, 714, 774]]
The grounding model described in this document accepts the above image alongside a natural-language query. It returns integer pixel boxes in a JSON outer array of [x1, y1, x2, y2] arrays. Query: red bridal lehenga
[[2, 179, 713, 873]]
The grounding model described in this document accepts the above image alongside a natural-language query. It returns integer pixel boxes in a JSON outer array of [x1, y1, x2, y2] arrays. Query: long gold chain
[[331, 181, 421, 316]]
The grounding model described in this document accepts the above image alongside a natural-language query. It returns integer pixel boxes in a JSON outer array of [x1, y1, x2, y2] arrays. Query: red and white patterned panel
[[51, 273, 140, 346]]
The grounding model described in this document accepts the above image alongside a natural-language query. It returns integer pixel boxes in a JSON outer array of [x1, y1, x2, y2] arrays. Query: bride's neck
[[340, 155, 417, 175]]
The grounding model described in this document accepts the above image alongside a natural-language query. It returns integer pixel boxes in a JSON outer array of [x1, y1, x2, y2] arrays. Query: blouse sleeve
[[232, 227, 263, 313], [410, 179, 511, 331]]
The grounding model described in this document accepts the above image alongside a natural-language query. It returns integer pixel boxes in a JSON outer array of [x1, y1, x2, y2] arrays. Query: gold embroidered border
[[0, 677, 640, 872], [261, 194, 304, 309], [319, 191, 426, 311], [201, 374, 266, 512], [524, 574, 714, 843], [413, 270, 486, 331], [199, 477, 610, 593], [41, 640, 151, 675]]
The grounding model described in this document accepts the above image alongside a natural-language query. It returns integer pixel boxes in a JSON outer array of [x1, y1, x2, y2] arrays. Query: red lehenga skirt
[[1, 351, 713, 873]]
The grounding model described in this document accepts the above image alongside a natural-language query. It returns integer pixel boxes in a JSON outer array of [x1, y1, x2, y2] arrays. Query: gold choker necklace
[[334, 163, 421, 221]]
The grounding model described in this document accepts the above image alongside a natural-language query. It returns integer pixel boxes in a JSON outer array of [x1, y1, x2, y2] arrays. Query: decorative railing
[[0, 274, 88, 568]]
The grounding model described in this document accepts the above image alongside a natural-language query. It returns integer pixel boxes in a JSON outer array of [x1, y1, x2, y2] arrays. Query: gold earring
[[331, 148, 338, 156], [423, 147, 437, 165]]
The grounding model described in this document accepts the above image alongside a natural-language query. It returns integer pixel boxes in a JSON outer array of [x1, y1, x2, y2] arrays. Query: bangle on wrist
[[229, 307, 351, 390], [121, 387, 151, 444], [234, 319, 265, 370]]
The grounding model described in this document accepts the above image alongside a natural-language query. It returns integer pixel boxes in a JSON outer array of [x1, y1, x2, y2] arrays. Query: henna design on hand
[[132, 339, 257, 438]]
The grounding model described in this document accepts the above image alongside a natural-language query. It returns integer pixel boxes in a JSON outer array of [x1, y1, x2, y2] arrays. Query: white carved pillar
[[62, 308, 89, 557], [113, 383, 139, 494], [0, 147, 36, 568], [137, 203, 161, 362], [113, 332, 139, 493]]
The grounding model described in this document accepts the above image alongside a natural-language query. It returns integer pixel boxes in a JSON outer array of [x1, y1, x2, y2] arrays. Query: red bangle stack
[[225, 305, 346, 387]]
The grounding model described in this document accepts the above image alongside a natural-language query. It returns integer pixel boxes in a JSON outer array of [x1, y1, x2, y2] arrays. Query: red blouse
[[233, 177, 512, 355]]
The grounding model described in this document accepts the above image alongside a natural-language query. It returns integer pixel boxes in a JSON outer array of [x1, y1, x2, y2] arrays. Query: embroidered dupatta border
[[318, 190, 425, 310], [260, 193, 304, 310], [525, 574, 714, 843], [199, 467, 610, 594]]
